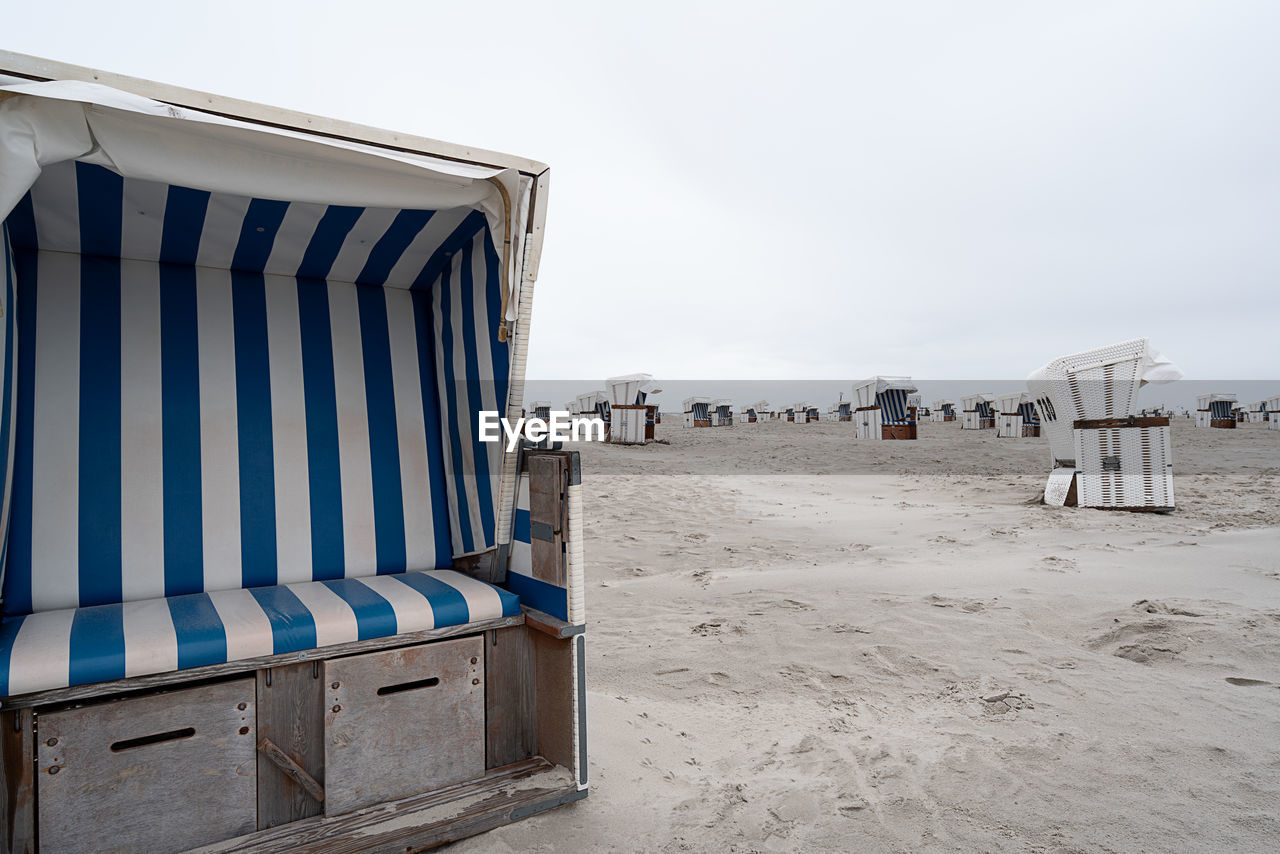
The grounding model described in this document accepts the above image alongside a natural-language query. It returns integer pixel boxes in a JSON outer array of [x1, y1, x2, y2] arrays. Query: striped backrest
[[1209, 399, 1233, 419], [879, 388, 912, 424], [0, 162, 509, 615]]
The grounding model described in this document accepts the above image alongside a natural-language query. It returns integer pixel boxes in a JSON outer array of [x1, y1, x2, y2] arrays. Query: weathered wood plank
[[190, 760, 579, 854], [0, 708, 35, 853], [523, 607, 585, 639], [1, 614, 521, 710], [485, 626, 536, 769], [258, 738, 325, 805], [37, 679, 257, 854], [532, 632, 577, 772], [324, 637, 485, 816], [256, 663, 325, 829], [529, 454, 567, 586]]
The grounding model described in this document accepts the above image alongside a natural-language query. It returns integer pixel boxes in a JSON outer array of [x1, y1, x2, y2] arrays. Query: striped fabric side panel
[[3, 251, 453, 614], [1209, 400, 1233, 419], [0, 568, 520, 697], [879, 389, 913, 424], [16, 161, 475, 290], [424, 219, 510, 557], [503, 471, 569, 621], [1018, 401, 1039, 424]]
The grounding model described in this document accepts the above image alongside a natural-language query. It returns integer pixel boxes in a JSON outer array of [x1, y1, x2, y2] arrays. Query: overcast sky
[[8, 1, 1278, 381]]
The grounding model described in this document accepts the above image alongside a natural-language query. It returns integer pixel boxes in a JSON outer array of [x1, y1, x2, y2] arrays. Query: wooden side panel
[[36, 679, 257, 854], [257, 662, 325, 829], [532, 632, 576, 772], [529, 454, 568, 585], [485, 626, 537, 769], [0, 708, 35, 853], [323, 637, 485, 817]]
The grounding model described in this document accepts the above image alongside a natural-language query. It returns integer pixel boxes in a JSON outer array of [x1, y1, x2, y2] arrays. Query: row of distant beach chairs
[[547, 340, 1276, 515], [1191, 393, 1276, 428]]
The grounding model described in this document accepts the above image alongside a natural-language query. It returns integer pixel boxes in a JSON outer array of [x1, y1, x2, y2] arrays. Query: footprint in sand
[[1224, 677, 1273, 687]]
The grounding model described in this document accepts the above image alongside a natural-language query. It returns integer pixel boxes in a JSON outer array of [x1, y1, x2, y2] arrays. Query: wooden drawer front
[[323, 636, 485, 816], [36, 679, 257, 854]]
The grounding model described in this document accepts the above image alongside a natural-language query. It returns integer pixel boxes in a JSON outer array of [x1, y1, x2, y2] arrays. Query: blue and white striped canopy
[[0, 78, 547, 698], [1, 160, 509, 615]]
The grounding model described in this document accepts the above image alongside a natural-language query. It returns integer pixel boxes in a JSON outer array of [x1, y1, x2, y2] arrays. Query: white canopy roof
[[995, 391, 1031, 411], [1028, 339, 1183, 389], [853, 376, 916, 408], [0, 80, 530, 324], [606, 373, 662, 406], [1196, 393, 1238, 405], [682, 396, 710, 409], [750, 400, 771, 411]]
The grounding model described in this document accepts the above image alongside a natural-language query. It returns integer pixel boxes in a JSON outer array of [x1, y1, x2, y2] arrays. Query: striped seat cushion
[[0, 569, 519, 697]]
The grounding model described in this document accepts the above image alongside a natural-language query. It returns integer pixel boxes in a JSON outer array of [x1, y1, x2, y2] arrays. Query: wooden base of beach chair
[[1211, 419, 1236, 429], [1022, 424, 1041, 437], [881, 423, 917, 440], [0, 618, 587, 854]]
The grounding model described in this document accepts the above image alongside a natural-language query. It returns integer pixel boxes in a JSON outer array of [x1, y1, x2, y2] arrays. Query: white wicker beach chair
[[994, 392, 1039, 438], [1194, 393, 1238, 428], [606, 373, 661, 444], [1027, 338, 1182, 510], [931, 400, 956, 422], [853, 377, 918, 439], [960, 393, 995, 430], [683, 396, 711, 427]]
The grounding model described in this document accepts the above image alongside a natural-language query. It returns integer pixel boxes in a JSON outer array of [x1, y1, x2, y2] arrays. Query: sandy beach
[[460, 418, 1279, 853]]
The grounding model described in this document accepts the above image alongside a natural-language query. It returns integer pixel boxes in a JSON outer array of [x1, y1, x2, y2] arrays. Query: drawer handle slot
[[110, 727, 196, 752], [376, 677, 439, 696]]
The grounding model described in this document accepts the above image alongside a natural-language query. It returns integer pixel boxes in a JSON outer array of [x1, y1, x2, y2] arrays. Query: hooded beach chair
[[932, 399, 956, 422], [0, 54, 589, 852], [575, 390, 609, 439], [745, 400, 770, 423], [1244, 401, 1268, 423], [530, 400, 552, 420], [852, 377, 918, 439], [606, 373, 661, 444], [1268, 395, 1280, 429], [1195, 394, 1238, 428], [1027, 338, 1182, 510], [960, 393, 995, 429], [994, 392, 1040, 438], [683, 396, 711, 427]]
